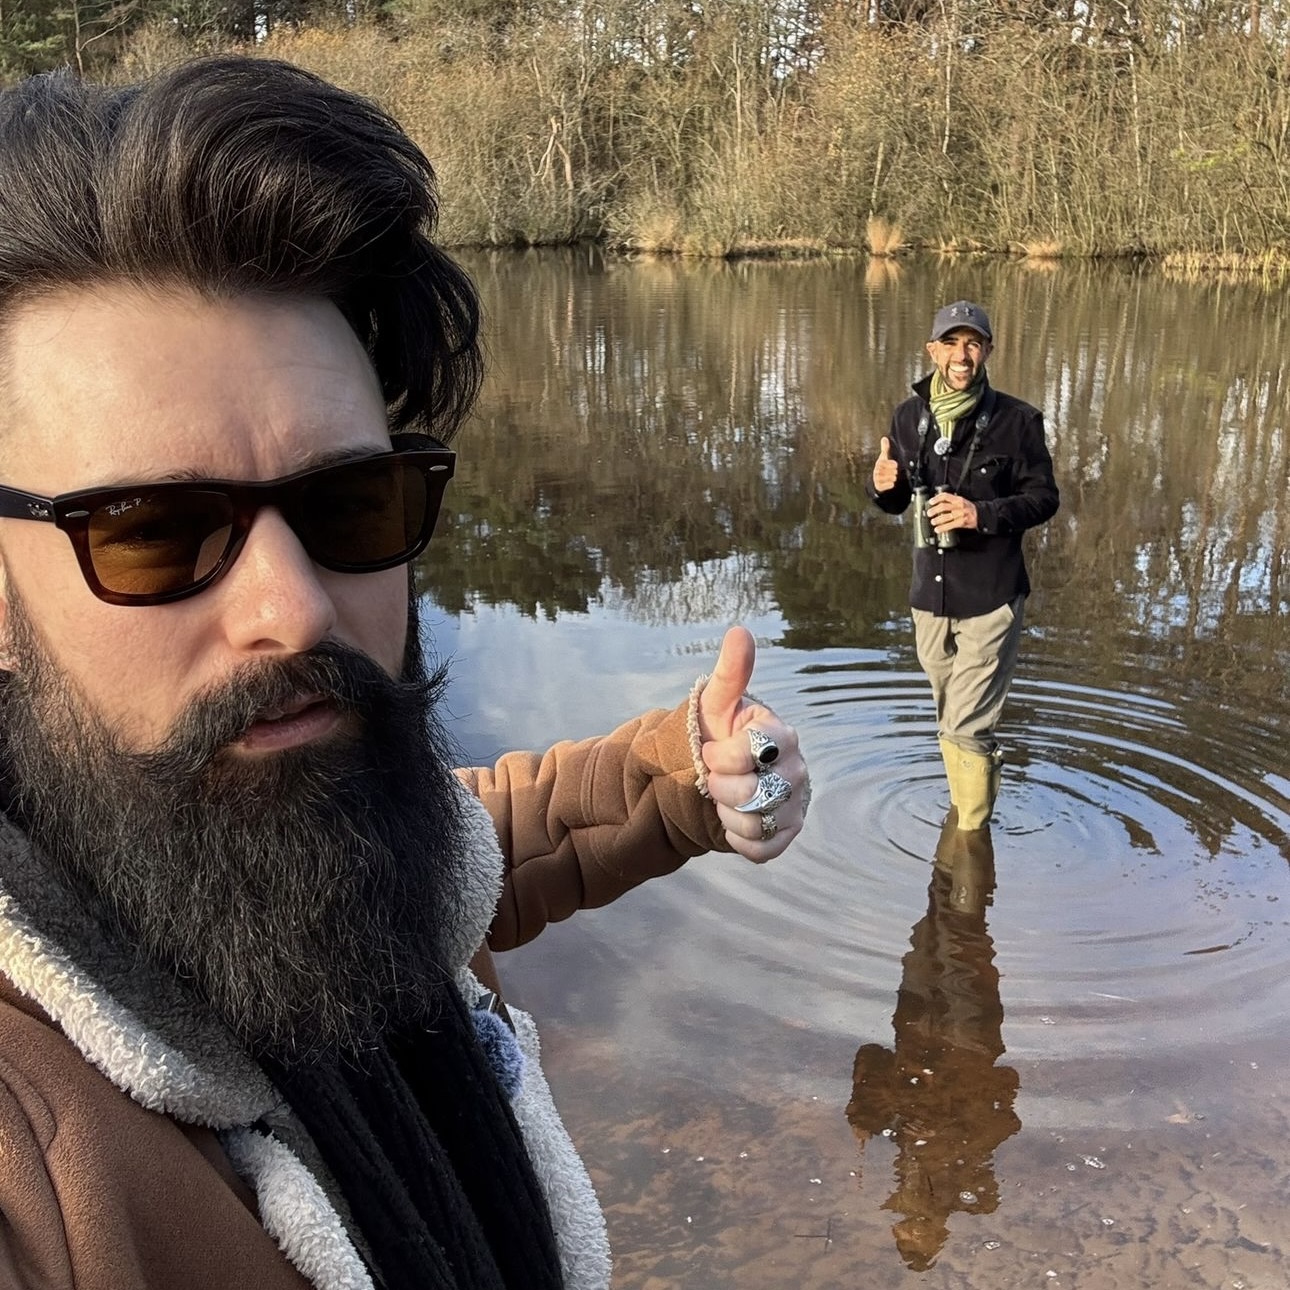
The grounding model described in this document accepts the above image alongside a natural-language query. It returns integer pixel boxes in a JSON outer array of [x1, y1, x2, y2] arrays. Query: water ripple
[[640, 646, 1290, 1075]]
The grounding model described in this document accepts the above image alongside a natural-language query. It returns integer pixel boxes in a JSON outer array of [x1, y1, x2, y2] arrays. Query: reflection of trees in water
[[425, 249, 1288, 684], [423, 250, 811, 618], [1024, 266, 1289, 669], [846, 822, 1019, 1271], [601, 554, 774, 628]]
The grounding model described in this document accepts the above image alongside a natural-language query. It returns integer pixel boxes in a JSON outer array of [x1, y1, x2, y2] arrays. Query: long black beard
[[0, 601, 473, 1064]]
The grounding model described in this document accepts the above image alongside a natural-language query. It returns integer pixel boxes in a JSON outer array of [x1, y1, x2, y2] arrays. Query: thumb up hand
[[698, 627, 807, 863], [872, 435, 899, 493]]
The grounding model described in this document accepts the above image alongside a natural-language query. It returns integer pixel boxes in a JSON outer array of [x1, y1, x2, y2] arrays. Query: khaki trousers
[[912, 595, 1026, 756]]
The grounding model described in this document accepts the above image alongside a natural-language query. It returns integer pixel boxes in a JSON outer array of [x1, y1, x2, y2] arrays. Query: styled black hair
[[0, 56, 481, 439]]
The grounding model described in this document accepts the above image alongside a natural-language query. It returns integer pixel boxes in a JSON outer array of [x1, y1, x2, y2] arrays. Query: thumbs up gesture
[[872, 435, 899, 493], [697, 626, 808, 862]]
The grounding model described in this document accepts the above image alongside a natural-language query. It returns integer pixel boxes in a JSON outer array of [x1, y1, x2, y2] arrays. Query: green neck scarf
[[929, 369, 987, 433]]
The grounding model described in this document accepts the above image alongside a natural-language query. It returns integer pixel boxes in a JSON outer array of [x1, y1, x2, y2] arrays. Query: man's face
[[925, 327, 992, 392], [0, 286, 472, 1058], [0, 285, 408, 752]]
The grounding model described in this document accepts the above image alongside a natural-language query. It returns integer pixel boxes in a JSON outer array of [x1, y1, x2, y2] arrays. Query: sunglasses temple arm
[[0, 486, 58, 522]]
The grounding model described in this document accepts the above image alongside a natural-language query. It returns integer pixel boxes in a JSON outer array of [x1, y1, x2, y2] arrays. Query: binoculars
[[912, 486, 959, 551]]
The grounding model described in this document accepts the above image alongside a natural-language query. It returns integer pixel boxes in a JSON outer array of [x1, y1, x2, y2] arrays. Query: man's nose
[[217, 507, 337, 656]]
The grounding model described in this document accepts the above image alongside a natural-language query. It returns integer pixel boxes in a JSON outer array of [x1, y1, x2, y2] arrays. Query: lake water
[[417, 249, 1290, 1288]]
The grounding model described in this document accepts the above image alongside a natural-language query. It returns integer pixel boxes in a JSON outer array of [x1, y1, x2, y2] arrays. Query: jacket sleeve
[[973, 407, 1060, 537], [458, 696, 730, 952]]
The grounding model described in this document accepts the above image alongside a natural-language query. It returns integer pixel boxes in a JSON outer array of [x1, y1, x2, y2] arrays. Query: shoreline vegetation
[[8, 0, 1290, 274]]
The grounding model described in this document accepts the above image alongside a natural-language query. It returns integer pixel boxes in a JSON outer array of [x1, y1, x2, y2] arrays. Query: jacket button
[[935, 575, 943, 583]]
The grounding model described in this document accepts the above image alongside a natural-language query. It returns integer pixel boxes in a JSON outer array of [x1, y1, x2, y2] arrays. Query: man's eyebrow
[[86, 443, 387, 489]]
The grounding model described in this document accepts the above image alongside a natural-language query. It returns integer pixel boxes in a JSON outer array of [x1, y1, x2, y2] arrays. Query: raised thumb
[[698, 625, 756, 741]]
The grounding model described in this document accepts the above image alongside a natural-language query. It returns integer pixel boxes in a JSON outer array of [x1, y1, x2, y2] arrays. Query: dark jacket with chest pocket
[[867, 373, 1060, 619]]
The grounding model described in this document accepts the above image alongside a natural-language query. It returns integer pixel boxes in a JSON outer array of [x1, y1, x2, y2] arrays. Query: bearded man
[[869, 301, 1058, 831], [0, 58, 807, 1290]]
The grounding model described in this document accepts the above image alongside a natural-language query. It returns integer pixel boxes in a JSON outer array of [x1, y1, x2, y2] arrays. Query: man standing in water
[[868, 301, 1058, 830]]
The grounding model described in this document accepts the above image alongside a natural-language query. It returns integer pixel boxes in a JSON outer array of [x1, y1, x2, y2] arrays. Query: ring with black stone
[[747, 727, 779, 767]]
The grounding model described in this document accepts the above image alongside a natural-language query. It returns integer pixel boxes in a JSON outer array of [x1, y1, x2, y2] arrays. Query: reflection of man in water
[[868, 301, 1059, 829], [847, 825, 1020, 1270]]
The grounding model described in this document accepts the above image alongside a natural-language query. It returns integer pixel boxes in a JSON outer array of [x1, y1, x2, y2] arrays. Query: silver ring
[[748, 727, 779, 767], [735, 770, 792, 814], [760, 810, 778, 840]]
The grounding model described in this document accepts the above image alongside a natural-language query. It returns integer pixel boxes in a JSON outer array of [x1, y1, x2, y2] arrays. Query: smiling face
[[0, 284, 409, 754], [925, 326, 993, 392]]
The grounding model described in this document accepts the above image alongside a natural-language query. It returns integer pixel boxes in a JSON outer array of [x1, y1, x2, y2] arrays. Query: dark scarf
[[261, 984, 565, 1290]]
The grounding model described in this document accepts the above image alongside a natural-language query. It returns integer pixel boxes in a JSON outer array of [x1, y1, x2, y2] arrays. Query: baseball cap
[[929, 300, 992, 342]]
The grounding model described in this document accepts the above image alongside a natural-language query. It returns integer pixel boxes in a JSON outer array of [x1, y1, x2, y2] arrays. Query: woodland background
[[4, 0, 1288, 261]]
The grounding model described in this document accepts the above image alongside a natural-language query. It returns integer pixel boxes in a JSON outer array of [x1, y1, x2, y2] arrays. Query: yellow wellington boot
[[938, 737, 962, 812], [946, 745, 1003, 831]]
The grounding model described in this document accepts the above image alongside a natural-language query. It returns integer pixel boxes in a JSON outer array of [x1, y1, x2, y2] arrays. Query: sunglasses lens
[[87, 491, 235, 599], [296, 456, 431, 568]]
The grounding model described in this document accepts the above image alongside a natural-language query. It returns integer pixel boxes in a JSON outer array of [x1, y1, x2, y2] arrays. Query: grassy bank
[[101, 3, 1290, 265]]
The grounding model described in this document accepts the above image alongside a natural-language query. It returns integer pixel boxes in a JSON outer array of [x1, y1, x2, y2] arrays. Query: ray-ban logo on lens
[[106, 498, 143, 517]]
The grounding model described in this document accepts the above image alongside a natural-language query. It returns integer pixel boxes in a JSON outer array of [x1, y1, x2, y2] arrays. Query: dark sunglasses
[[0, 434, 455, 606]]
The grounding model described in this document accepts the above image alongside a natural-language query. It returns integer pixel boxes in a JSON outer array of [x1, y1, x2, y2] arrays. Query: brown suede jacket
[[0, 697, 727, 1290]]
